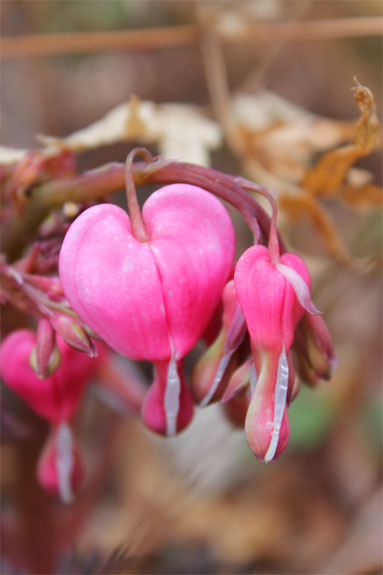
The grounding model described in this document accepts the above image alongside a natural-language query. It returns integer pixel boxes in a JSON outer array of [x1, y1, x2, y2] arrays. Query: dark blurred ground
[[1, 1, 382, 574]]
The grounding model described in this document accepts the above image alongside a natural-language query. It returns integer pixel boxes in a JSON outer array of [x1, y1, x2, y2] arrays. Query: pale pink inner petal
[[222, 359, 252, 403], [250, 363, 258, 396], [222, 304, 246, 354], [276, 263, 320, 315], [200, 351, 233, 407], [264, 346, 289, 463], [55, 422, 74, 504]]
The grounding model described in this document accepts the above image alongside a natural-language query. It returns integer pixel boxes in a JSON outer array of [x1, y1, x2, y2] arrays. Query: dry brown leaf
[[37, 96, 221, 167], [236, 84, 381, 267], [341, 183, 383, 208], [279, 191, 354, 264], [302, 78, 381, 196], [234, 92, 356, 184]]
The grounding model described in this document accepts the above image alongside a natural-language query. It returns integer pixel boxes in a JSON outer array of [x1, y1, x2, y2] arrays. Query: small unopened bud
[[191, 281, 246, 406], [50, 314, 97, 357], [30, 318, 61, 379], [296, 313, 337, 382]]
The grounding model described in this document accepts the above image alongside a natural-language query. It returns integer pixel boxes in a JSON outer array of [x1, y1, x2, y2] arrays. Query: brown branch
[[220, 16, 383, 44], [1, 26, 198, 60], [1, 17, 381, 60]]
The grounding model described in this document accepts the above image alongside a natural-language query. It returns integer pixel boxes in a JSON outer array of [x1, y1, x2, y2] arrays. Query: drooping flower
[[234, 245, 315, 462], [0, 330, 98, 423], [0, 329, 100, 501], [59, 184, 235, 436]]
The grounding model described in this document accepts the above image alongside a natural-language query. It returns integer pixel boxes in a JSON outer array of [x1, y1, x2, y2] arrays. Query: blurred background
[[1, 1, 382, 574]]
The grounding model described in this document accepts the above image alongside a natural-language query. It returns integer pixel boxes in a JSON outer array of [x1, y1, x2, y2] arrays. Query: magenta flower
[[0, 329, 100, 501], [59, 184, 235, 436], [0, 330, 98, 423], [234, 245, 315, 462]]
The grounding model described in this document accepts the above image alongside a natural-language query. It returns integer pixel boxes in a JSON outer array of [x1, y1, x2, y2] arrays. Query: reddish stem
[[3, 156, 287, 259], [125, 149, 150, 242]]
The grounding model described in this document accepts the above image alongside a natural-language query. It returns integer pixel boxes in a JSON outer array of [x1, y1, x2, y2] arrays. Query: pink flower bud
[[141, 359, 194, 436], [297, 312, 337, 382], [0, 330, 99, 423], [37, 423, 84, 503], [50, 313, 97, 357], [191, 281, 246, 406], [234, 245, 313, 462], [30, 317, 61, 379]]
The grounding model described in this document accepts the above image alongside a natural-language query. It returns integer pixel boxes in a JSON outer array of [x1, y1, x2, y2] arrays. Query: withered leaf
[[302, 79, 381, 196]]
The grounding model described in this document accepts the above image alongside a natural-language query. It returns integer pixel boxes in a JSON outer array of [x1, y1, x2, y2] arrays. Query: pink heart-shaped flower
[[59, 184, 235, 362], [0, 330, 99, 423]]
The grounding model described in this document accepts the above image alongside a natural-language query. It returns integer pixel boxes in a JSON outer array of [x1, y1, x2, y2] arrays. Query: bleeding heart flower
[[234, 245, 315, 463], [0, 329, 99, 423], [59, 184, 235, 435]]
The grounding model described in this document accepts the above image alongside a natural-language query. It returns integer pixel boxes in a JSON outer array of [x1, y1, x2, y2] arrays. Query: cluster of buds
[[1, 147, 336, 504]]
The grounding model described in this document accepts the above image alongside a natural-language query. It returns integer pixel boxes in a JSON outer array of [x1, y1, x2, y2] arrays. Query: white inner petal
[[264, 346, 289, 463], [164, 354, 181, 437], [200, 351, 233, 407], [250, 363, 258, 396], [55, 422, 75, 504], [276, 263, 320, 315]]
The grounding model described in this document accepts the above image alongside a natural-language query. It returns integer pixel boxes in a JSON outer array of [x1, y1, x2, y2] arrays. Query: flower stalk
[[2, 154, 287, 260]]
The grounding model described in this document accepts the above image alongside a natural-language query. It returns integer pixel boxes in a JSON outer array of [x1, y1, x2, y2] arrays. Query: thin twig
[[1, 17, 381, 60]]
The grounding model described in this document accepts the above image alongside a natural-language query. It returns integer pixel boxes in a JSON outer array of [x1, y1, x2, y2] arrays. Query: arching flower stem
[[124, 149, 150, 242]]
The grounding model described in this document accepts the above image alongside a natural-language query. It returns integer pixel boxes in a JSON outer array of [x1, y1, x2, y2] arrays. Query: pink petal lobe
[[59, 204, 171, 361], [144, 185, 235, 358]]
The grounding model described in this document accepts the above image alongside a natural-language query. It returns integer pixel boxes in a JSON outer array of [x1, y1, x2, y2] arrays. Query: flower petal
[[276, 263, 320, 315]]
